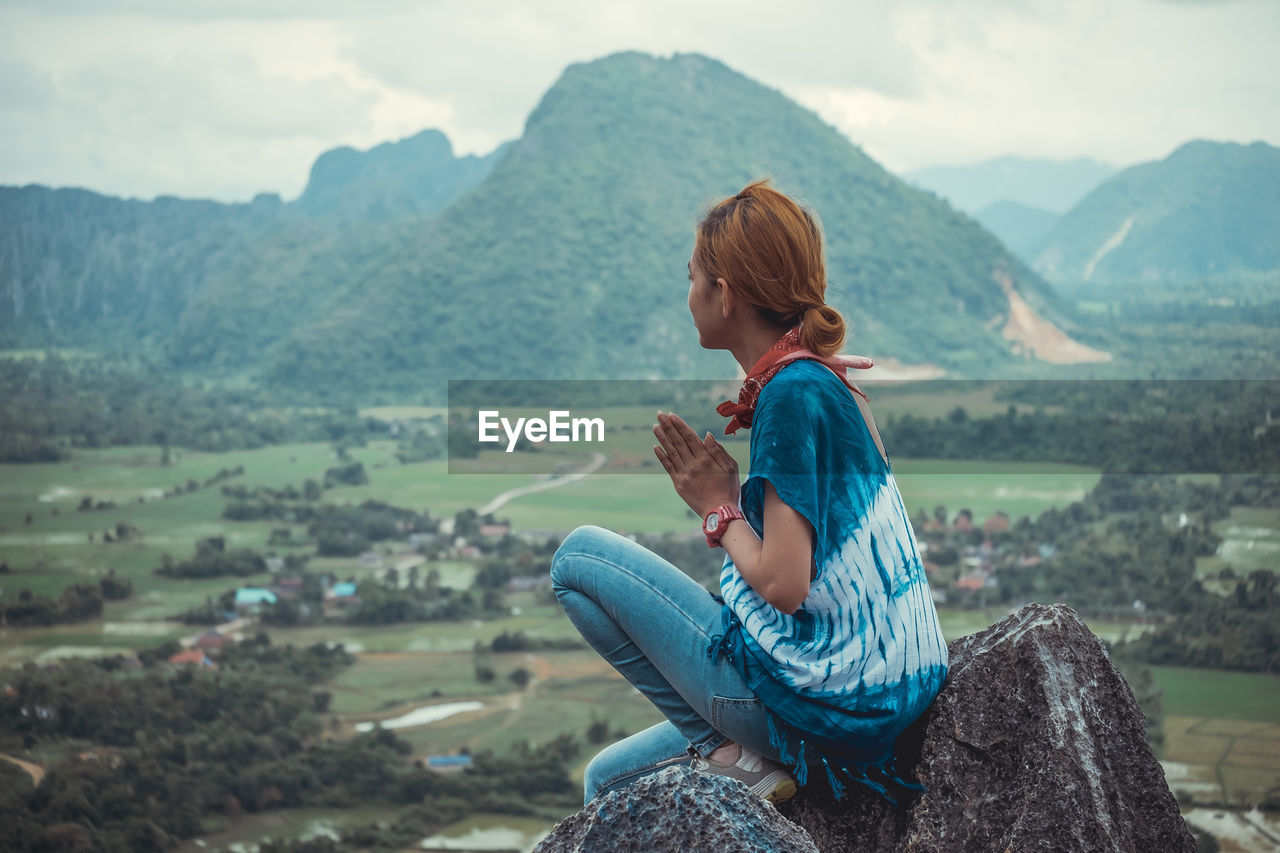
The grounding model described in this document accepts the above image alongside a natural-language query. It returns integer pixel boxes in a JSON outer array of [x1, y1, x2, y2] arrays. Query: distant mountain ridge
[[1033, 140, 1280, 284], [0, 131, 503, 353], [1, 50, 1107, 396], [296, 129, 507, 222], [903, 156, 1116, 215]]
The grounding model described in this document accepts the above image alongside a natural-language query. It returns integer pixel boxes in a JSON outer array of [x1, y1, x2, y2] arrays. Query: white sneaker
[[690, 744, 797, 804]]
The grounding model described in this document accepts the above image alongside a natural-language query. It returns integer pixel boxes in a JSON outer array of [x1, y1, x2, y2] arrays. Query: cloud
[[338, 1, 922, 156], [0, 0, 1276, 199], [0, 0, 428, 20], [826, 0, 1280, 172], [0, 8, 453, 200]]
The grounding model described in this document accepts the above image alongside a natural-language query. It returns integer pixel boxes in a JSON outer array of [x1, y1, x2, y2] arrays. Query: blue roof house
[[234, 587, 278, 612]]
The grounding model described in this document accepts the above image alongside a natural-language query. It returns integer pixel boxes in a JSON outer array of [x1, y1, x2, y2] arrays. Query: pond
[[354, 700, 485, 732], [419, 813, 553, 852]]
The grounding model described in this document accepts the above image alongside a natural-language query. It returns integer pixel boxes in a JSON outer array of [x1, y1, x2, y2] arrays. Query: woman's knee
[[550, 524, 612, 590], [581, 745, 614, 805]]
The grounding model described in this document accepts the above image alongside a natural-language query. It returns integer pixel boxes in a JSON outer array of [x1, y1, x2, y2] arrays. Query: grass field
[[2, 430, 1275, 830], [1, 439, 1103, 633], [1150, 666, 1280, 722], [1194, 504, 1280, 582]]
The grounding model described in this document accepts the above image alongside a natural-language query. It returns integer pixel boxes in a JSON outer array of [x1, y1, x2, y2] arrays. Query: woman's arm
[[652, 412, 813, 615], [719, 480, 813, 615]]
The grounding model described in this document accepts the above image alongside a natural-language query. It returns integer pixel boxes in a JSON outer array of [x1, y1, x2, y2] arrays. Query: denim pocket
[[710, 695, 777, 760]]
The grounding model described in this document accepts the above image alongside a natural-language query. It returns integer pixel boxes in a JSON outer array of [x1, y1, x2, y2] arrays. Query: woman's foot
[[690, 742, 797, 804]]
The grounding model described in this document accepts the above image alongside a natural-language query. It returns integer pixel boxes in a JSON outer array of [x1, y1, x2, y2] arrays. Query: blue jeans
[[550, 524, 781, 805]]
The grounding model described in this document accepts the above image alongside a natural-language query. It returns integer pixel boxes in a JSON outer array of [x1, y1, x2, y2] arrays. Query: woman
[[550, 180, 948, 807]]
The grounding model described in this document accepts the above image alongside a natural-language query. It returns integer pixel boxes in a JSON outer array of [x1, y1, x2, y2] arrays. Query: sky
[[1, 0, 1276, 202]]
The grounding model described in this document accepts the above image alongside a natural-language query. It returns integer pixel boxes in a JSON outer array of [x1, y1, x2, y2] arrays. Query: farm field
[[0, 440, 1102, 626], [173, 805, 402, 853], [1195, 505, 1280, 579], [2, 435, 1276, 849]]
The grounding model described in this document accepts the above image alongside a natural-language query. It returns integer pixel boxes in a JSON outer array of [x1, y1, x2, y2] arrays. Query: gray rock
[[533, 764, 819, 853], [777, 603, 1197, 852], [539, 603, 1197, 853]]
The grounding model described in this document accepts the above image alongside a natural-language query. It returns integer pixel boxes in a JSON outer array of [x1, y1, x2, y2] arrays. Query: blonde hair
[[695, 179, 846, 357]]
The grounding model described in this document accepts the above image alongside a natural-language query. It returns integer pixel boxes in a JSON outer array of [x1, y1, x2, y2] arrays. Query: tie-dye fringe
[[708, 606, 930, 806]]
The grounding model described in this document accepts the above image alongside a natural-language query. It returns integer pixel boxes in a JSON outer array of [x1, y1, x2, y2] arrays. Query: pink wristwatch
[[703, 504, 745, 548]]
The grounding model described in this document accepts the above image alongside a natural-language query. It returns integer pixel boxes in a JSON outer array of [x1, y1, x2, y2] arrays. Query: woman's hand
[[652, 411, 740, 517]]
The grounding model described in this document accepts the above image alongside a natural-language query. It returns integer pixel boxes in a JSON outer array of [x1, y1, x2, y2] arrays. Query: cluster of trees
[[223, 479, 324, 502], [322, 461, 369, 488], [917, 472, 1278, 674], [0, 634, 580, 852], [0, 354, 385, 462], [485, 630, 584, 653], [3, 583, 103, 627], [341, 575, 489, 626], [1118, 569, 1279, 673], [394, 423, 445, 463], [1, 571, 132, 627], [879, 379, 1278, 475], [311, 501, 435, 558], [155, 536, 266, 580], [222, 499, 436, 558]]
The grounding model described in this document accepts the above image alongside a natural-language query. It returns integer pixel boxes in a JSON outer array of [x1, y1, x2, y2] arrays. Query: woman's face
[[687, 251, 724, 350]]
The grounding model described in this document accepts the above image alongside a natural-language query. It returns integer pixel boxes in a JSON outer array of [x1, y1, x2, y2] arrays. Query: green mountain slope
[[2, 51, 1098, 395], [1034, 140, 1280, 284], [0, 131, 502, 355], [975, 200, 1061, 263], [295, 129, 506, 222], [0, 186, 289, 350], [268, 51, 1086, 394]]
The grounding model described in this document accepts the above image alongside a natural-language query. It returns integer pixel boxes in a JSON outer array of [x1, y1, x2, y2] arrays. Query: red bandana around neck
[[716, 326, 875, 435]]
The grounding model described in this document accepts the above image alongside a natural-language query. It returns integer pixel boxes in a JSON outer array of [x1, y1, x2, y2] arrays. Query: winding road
[[476, 452, 607, 516]]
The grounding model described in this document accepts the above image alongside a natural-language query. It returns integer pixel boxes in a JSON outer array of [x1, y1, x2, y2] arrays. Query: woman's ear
[[717, 277, 735, 318]]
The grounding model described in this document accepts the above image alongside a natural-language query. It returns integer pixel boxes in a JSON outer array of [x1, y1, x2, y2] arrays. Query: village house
[[325, 581, 359, 607], [168, 648, 216, 668], [408, 532, 437, 548], [271, 576, 304, 599], [426, 754, 473, 771], [478, 523, 510, 539], [234, 587, 278, 613], [194, 630, 229, 654]]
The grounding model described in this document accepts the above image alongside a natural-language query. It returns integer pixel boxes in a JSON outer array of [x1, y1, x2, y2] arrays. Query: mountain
[[0, 131, 504, 354], [904, 156, 1115, 215], [0, 186, 290, 350], [295, 129, 506, 222], [1, 51, 1108, 395], [974, 200, 1061, 263], [1033, 140, 1280, 284], [264, 51, 1103, 393]]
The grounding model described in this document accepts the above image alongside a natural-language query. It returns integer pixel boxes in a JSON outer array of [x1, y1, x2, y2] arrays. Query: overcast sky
[[1, 0, 1276, 202]]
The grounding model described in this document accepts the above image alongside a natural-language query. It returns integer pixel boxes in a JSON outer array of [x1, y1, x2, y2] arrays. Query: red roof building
[[168, 648, 216, 668]]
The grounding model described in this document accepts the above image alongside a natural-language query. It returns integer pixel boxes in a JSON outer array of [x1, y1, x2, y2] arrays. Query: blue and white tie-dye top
[[712, 359, 949, 799]]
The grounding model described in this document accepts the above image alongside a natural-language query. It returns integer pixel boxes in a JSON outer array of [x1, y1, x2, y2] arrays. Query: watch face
[[706, 512, 720, 532]]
